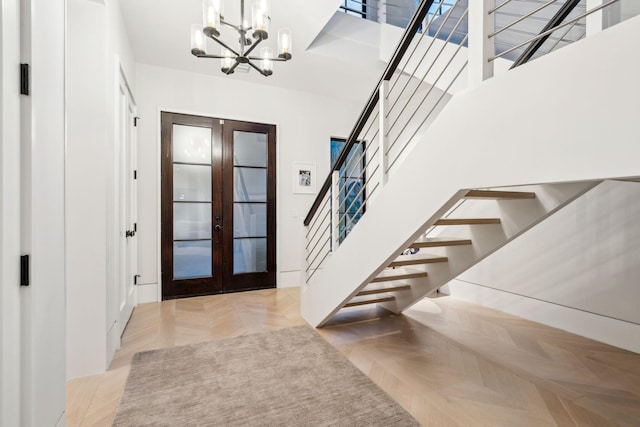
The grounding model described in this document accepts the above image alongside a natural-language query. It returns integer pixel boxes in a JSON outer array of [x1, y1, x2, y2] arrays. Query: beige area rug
[[113, 326, 419, 426]]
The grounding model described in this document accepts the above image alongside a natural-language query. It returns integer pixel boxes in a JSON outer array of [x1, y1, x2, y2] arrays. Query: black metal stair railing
[[304, 0, 435, 228]]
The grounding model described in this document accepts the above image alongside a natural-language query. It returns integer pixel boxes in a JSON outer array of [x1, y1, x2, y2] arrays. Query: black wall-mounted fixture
[[20, 64, 30, 95], [20, 255, 30, 286]]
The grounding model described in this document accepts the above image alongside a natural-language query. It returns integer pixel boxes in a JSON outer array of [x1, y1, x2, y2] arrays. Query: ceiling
[[119, 0, 385, 102]]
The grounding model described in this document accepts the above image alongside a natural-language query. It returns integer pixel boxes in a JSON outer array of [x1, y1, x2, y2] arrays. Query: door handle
[[125, 230, 136, 238], [214, 225, 223, 232]]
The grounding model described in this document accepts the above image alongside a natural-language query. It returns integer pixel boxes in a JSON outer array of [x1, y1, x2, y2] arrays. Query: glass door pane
[[174, 241, 212, 279], [172, 125, 212, 164], [233, 130, 268, 274], [172, 124, 213, 279]]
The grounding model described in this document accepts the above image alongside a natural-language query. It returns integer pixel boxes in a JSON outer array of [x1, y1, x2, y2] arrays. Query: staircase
[[305, 181, 599, 326], [301, 1, 640, 327]]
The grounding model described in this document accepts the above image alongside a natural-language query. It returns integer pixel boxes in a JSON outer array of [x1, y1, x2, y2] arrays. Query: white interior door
[[118, 77, 137, 333]]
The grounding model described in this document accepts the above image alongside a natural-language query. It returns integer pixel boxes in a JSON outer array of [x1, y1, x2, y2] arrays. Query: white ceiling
[[119, 0, 385, 102]]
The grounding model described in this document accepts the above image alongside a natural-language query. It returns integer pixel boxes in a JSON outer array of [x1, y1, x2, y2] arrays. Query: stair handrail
[[303, 0, 436, 227]]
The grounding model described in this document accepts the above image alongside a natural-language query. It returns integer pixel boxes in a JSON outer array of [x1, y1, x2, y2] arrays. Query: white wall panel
[[134, 63, 362, 297]]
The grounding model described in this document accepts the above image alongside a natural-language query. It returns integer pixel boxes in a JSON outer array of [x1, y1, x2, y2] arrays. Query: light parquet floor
[[67, 288, 640, 426]]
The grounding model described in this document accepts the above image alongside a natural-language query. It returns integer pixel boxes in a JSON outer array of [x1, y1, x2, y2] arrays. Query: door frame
[[155, 107, 281, 302]]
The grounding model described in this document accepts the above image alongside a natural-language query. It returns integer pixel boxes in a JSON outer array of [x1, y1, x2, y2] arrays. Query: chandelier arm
[[247, 60, 268, 77], [244, 37, 263, 57], [206, 33, 241, 57], [195, 54, 228, 59], [227, 61, 241, 74], [220, 19, 240, 30], [247, 56, 288, 62]]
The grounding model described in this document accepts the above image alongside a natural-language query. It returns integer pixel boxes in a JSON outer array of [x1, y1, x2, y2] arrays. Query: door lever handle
[[126, 230, 136, 238]]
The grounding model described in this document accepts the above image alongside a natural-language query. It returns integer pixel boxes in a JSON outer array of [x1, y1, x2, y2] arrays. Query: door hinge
[[134, 116, 140, 127], [20, 255, 30, 286], [133, 170, 137, 180], [20, 64, 30, 95], [134, 274, 141, 285]]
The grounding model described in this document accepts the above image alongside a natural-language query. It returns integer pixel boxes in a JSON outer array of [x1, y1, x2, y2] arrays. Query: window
[[339, 0, 367, 19], [331, 138, 366, 243]]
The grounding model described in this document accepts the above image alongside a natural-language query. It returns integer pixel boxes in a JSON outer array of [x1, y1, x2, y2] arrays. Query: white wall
[[67, 0, 137, 379], [135, 63, 361, 299], [67, 0, 108, 381], [448, 180, 640, 352]]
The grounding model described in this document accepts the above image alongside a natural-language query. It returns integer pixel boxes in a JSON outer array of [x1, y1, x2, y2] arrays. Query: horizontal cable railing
[[338, 1, 458, 29], [492, 0, 622, 66], [491, 0, 587, 63], [305, 190, 332, 282], [305, 0, 632, 283], [384, 0, 469, 174]]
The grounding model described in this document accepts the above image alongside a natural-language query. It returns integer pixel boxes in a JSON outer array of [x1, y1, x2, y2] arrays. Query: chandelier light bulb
[[221, 49, 234, 74], [260, 47, 273, 76], [252, 0, 270, 40], [191, 24, 206, 55], [203, 0, 221, 37], [278, 28, 292, 60]]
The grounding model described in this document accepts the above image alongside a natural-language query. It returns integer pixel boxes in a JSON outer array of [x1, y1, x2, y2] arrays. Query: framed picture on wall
[[293, 162, 317, 194]]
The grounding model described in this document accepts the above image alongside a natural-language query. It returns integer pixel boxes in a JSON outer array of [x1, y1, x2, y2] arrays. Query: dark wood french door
[[161, 112, 276, 299]]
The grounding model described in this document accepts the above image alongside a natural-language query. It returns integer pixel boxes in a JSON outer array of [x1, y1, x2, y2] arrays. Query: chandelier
[[190, 0, 292, 76]]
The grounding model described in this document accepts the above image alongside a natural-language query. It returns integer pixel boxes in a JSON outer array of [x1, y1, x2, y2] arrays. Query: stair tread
[[390, 253, 449, 267], [357, 284, 411, 296], [435, 218, 501, 225], [344, 295, 396, 308], [371, 267, 428, 283], [465, 189, 536, 199], [411, 237, 473, 248]]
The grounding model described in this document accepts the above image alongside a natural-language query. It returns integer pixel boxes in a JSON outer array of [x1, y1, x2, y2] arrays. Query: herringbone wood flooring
[[67, 288, 640, 426]]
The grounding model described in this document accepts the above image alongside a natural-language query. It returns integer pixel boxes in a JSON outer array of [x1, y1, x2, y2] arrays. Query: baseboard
[[137, 283, 159, 303], [136, 277, 299, 303], [106, 320, 119, 368], [278, 271, 301, 288], [447, 279, 640, 354]]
